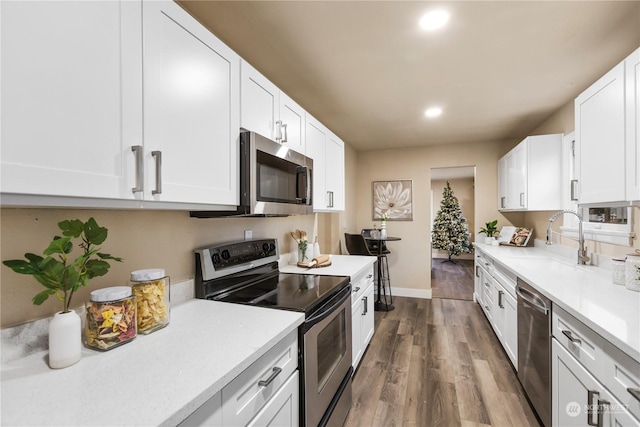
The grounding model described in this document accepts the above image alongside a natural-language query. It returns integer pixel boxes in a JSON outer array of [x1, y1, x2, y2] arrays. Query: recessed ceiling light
[[419, 10, 450, 31], [425, 107, 443, 118]]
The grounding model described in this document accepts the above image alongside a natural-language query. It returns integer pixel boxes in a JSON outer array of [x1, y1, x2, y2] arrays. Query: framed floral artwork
[[372, 180, 413, 221]]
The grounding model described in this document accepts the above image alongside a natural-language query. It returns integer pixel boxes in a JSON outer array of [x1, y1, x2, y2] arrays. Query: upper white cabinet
[[497, 134, 563, 211], [305, 115, 345, 211], [240, 60, 306, 155], [1, 0, 239, 208], [1, 1, 142, 200], [575, 47, 640, 205], [143, 1, 239, 206]]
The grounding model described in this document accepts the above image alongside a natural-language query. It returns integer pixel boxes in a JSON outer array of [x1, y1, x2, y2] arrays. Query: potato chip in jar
[[130, 269, 170, 334]]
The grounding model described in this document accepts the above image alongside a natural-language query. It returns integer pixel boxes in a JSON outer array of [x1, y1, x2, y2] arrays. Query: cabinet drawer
[[351, 267, 374, 302], [600, 339, 640, 420], [553, 305, 601, 377], [222, 330, 298, 427]]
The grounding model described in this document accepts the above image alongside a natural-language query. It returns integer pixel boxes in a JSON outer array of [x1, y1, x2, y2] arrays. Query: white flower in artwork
[[374, 181, 412, 219]]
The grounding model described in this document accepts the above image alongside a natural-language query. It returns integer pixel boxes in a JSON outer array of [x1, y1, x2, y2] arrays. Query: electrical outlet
[[244, 229, 252, 240]]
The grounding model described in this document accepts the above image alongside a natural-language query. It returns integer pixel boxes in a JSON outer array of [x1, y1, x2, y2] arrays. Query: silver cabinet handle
[[327, 191, 334, 208], [596, 399, 609, 427], [520, 192, 525, 207], [367, 274, 373, 279], [281, 123, 288, 143], [258, 367, 282, 387], [501, 196, 506, 209], [562, 330, 582, 344], [498, 290, 504, 308], [476, 266, 480, 277], [275, 120, 282, 141], [571, 179, 579, 201], [484, 304, 490, 311], [628, 387, 640, 403], [587, 390, 600, 426], [362, 296, 368, 315], [151, 150, 162, 195], [131, 145, 143, 193], [352, 286, 361, 294]]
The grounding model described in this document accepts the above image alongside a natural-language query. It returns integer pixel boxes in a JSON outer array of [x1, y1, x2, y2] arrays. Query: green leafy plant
[[2, 218, 123, 313], [479, 220, 499, 238]]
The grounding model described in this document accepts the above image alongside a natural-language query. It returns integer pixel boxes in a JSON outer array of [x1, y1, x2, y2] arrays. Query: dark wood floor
[[431, 259, 474, 301], [345, 295, 541, 427]]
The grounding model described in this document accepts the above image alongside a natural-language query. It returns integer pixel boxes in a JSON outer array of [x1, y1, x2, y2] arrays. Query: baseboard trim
[[389, 287, 432, 299]]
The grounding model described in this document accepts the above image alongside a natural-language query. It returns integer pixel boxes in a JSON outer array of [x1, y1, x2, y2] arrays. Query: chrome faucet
[[546, 210, 590, 265]]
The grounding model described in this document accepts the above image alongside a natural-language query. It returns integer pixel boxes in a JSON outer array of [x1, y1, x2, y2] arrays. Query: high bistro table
[[364, 236, 401, 311]]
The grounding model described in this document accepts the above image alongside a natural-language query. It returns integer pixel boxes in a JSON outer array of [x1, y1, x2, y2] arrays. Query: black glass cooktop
[[212, 272, 349, 315]]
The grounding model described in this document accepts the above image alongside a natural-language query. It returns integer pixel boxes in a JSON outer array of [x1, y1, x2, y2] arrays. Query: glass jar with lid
[[85, 286, 137, 351], [130, 268, 170, 334]]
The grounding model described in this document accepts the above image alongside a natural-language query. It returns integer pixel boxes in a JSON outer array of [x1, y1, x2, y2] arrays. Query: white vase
[[49, 310, 81, 369], [380, 221, 387, 239]]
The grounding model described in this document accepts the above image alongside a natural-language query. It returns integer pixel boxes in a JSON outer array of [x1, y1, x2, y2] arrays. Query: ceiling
[[179, 1, 640, 152]]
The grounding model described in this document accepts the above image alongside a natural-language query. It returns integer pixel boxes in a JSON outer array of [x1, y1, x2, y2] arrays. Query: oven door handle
[[302, 285, 351, 332]]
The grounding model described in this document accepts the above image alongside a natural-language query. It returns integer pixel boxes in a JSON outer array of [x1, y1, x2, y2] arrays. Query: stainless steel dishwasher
[[516, 277, 551, 427]]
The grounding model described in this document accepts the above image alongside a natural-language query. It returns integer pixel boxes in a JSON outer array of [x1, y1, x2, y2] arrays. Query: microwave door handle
[[296, 166, 311, 203]]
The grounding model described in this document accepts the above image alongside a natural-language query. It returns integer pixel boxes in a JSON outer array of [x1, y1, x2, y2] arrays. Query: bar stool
[[344, 233, 394, 311]]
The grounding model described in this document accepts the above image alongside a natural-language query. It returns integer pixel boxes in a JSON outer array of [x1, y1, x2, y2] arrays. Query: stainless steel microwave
[[191, 131, 313, 217]]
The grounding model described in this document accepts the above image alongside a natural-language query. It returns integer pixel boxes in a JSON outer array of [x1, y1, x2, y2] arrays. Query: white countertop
[[280, 254, 376, 277], [1, 300, 304, 426], [475, 243, 640, 362]]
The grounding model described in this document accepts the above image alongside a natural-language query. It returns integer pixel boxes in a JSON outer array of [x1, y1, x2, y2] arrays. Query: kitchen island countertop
[[1, 300, 304, 426]]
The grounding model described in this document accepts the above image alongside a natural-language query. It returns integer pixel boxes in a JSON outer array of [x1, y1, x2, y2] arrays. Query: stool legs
[[374, 254, 394, 312]]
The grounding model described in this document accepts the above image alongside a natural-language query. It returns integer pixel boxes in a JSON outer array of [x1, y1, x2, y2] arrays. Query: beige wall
[[1, 208, 315, 327], [431, 178, 475, 260], [351, 139, 517, 293]]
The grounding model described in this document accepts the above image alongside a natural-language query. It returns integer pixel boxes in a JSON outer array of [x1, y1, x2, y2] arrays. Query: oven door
[[302, 285, 352, 427]]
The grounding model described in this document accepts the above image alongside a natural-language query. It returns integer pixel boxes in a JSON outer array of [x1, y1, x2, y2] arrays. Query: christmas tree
[[431, 181, 473, 262]]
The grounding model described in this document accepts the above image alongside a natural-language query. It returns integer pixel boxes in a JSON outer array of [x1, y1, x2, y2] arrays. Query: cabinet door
[[474, 263, 484, 305], [497, 157, 508, 210], [279, 92, 306, 155], [491, 277, 505, 342], [502, 290, 518, 368], [506, 142, 527, 210], [325, 132, 345, 211], [626, 48, 640, 202], [351, 300, 363, 368], [248, 371, 299, 427], [1, 1, 142, 200], [305, 115, 328, 210], [143, 1, 239, 205], [361, 283, 375, 350], [576, 61, 626, 204], [241, 60, 279, 141]]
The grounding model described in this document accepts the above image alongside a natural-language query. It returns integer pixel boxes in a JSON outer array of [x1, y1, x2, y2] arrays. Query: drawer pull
[[587, 390, 599, 426], [352, 287, 361, 294], [362, 296, 368, 315], [562, 330, 582, 344], [628, 387, 640, 403], [597, 399, 609, 427], [258, 367, 282, 387]]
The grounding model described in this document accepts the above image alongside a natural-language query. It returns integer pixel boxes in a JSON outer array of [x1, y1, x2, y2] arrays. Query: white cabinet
[[497, 134, 563, 211], [142, 1, 239, 206], [240, 60, 306, 155], [1, 0, 240, 208], [475, 247, 518, 368], [1, 0, 142, 200], [182, 330, 299, 427], [306, 115, 345, 211], [351, 266, 375, 370], [575, 47, 640, 205], [626, 48, 640, 202]]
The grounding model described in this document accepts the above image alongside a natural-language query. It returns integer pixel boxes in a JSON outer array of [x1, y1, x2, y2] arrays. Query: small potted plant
[[479, 220, 499, 245], [3, 218, 122, 368]]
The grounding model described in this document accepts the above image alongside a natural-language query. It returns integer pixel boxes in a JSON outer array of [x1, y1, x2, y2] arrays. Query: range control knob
[[211, 253, 220, 264], [269, 243, 276, 252], [221, 249, 231, 260], [262, 243, 271, 252]]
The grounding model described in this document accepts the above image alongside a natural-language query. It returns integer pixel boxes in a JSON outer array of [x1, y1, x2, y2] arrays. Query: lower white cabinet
[[552, 305, 640, 425], [181, 330, 299, 427], [475, 247, 518, 368], [351, 265, 375, 370]]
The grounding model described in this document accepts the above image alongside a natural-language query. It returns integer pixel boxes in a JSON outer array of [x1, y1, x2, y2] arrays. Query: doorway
[[430, 166, 476, 300]]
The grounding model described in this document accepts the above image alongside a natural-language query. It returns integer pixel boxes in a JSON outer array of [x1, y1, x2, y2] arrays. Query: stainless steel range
[[195, 238, 353, 427]]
